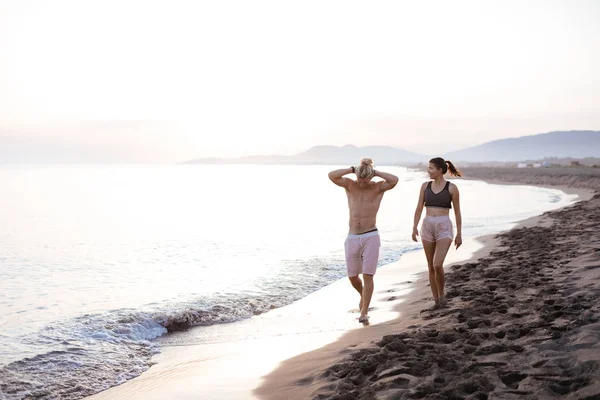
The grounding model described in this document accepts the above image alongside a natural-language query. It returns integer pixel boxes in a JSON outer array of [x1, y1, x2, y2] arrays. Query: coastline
[[86, 234, 495, 400], [82, 176, 595, 400], [253, 234, 502, 400], [255, 175, 599, 399]]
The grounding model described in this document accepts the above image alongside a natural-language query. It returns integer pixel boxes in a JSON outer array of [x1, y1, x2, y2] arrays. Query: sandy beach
[[78, 168, 600, 400], [2, 2, 599, 398], [255, 168, 600, 400], [84, 234, 489, 400]]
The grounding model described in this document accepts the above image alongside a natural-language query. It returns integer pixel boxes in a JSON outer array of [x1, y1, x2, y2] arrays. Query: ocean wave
[[0, 246, 413, 400], [0, 289, 320, 399], [549, 194, 562, 203]]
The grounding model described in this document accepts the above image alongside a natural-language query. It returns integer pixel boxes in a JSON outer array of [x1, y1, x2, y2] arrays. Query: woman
[[412, 157, 462, 310]]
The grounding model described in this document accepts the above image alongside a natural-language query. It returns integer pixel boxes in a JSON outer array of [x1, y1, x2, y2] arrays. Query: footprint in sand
[[391, 281, 412, 286], [348, 307, 376, 313]]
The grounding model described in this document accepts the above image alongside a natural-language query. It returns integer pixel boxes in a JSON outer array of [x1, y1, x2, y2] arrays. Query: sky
[[0, 0, 599, 163]]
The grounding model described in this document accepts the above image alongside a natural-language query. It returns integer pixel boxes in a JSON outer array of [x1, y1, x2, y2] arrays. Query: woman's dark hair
[[429, 157, 462, 177]]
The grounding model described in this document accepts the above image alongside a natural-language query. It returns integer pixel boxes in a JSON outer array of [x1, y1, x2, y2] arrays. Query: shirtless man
[[328, 158, 398, 323]]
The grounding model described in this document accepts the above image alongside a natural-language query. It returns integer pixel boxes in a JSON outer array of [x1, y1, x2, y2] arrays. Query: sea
[[0, 164, 577, 399]]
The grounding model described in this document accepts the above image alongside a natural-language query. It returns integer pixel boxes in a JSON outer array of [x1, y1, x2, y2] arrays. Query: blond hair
[[356, 158, 374, 179]]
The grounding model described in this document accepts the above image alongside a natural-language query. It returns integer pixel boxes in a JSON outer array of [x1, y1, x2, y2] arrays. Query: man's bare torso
[[345, 180, 385, 234]]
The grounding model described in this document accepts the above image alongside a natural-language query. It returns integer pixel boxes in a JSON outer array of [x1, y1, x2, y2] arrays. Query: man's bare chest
[[347, 190, 382, 205]]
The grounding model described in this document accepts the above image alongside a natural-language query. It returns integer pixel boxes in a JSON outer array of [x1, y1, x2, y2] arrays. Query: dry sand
[[256, 169, 600, 400]]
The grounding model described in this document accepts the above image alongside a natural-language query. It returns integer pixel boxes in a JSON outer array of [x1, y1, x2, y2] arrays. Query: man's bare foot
[[358, 315, 369, 324]]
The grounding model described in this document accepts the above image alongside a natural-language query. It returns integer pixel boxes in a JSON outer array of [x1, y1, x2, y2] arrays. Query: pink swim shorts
[[420, 215, 454, 242], [344, 230, 380, 277]]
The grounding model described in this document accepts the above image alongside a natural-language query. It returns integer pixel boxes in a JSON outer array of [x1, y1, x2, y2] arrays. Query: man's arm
[[328, 167, 354, 188], [375, 170, 399, 191]]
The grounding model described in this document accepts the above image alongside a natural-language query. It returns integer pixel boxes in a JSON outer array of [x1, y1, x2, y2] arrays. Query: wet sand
[[256, 170, 600, 400], [85, 236, 468, 400]]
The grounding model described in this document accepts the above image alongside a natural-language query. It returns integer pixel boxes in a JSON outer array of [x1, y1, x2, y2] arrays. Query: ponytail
[[445, 160, 462, 177]]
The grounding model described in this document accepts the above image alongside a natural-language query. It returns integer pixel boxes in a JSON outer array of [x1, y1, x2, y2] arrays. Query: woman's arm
[[412, 182, 427, 242], [451, 184, 462, 249]]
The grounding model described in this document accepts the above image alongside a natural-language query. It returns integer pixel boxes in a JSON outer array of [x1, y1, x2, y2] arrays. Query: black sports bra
[[424, 181, 452, 209]]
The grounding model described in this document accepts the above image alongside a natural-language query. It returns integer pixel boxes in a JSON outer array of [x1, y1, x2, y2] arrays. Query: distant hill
[[444, 131, 600, 162], [183, 145, 424, 165], [183, 131, 600, 165]]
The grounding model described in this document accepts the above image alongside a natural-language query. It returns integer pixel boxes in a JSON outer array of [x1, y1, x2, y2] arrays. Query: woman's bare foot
[[439, 295, 448, 308]]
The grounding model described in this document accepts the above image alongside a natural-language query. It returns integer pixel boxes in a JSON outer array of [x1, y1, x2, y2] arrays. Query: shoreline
[[86, 234, 494, 400], [253, 234, 501, 400], [82, 178, 593, 400], [255, 178, 599, 399]]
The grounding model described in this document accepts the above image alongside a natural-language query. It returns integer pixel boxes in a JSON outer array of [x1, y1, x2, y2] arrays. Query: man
[[328, 158, 398, 323]]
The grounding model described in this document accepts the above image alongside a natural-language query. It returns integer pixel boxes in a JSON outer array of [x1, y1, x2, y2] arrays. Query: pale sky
[[0, 0, 599, 163]]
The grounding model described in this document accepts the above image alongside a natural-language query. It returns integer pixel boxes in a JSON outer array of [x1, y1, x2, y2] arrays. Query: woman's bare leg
[[422, 240, 439, 306], [433, 238, 453, 307]]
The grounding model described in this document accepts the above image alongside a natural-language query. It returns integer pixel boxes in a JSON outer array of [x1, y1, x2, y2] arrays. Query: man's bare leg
[[360, 274, 374, 320], [349, 276, 364, 310]]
